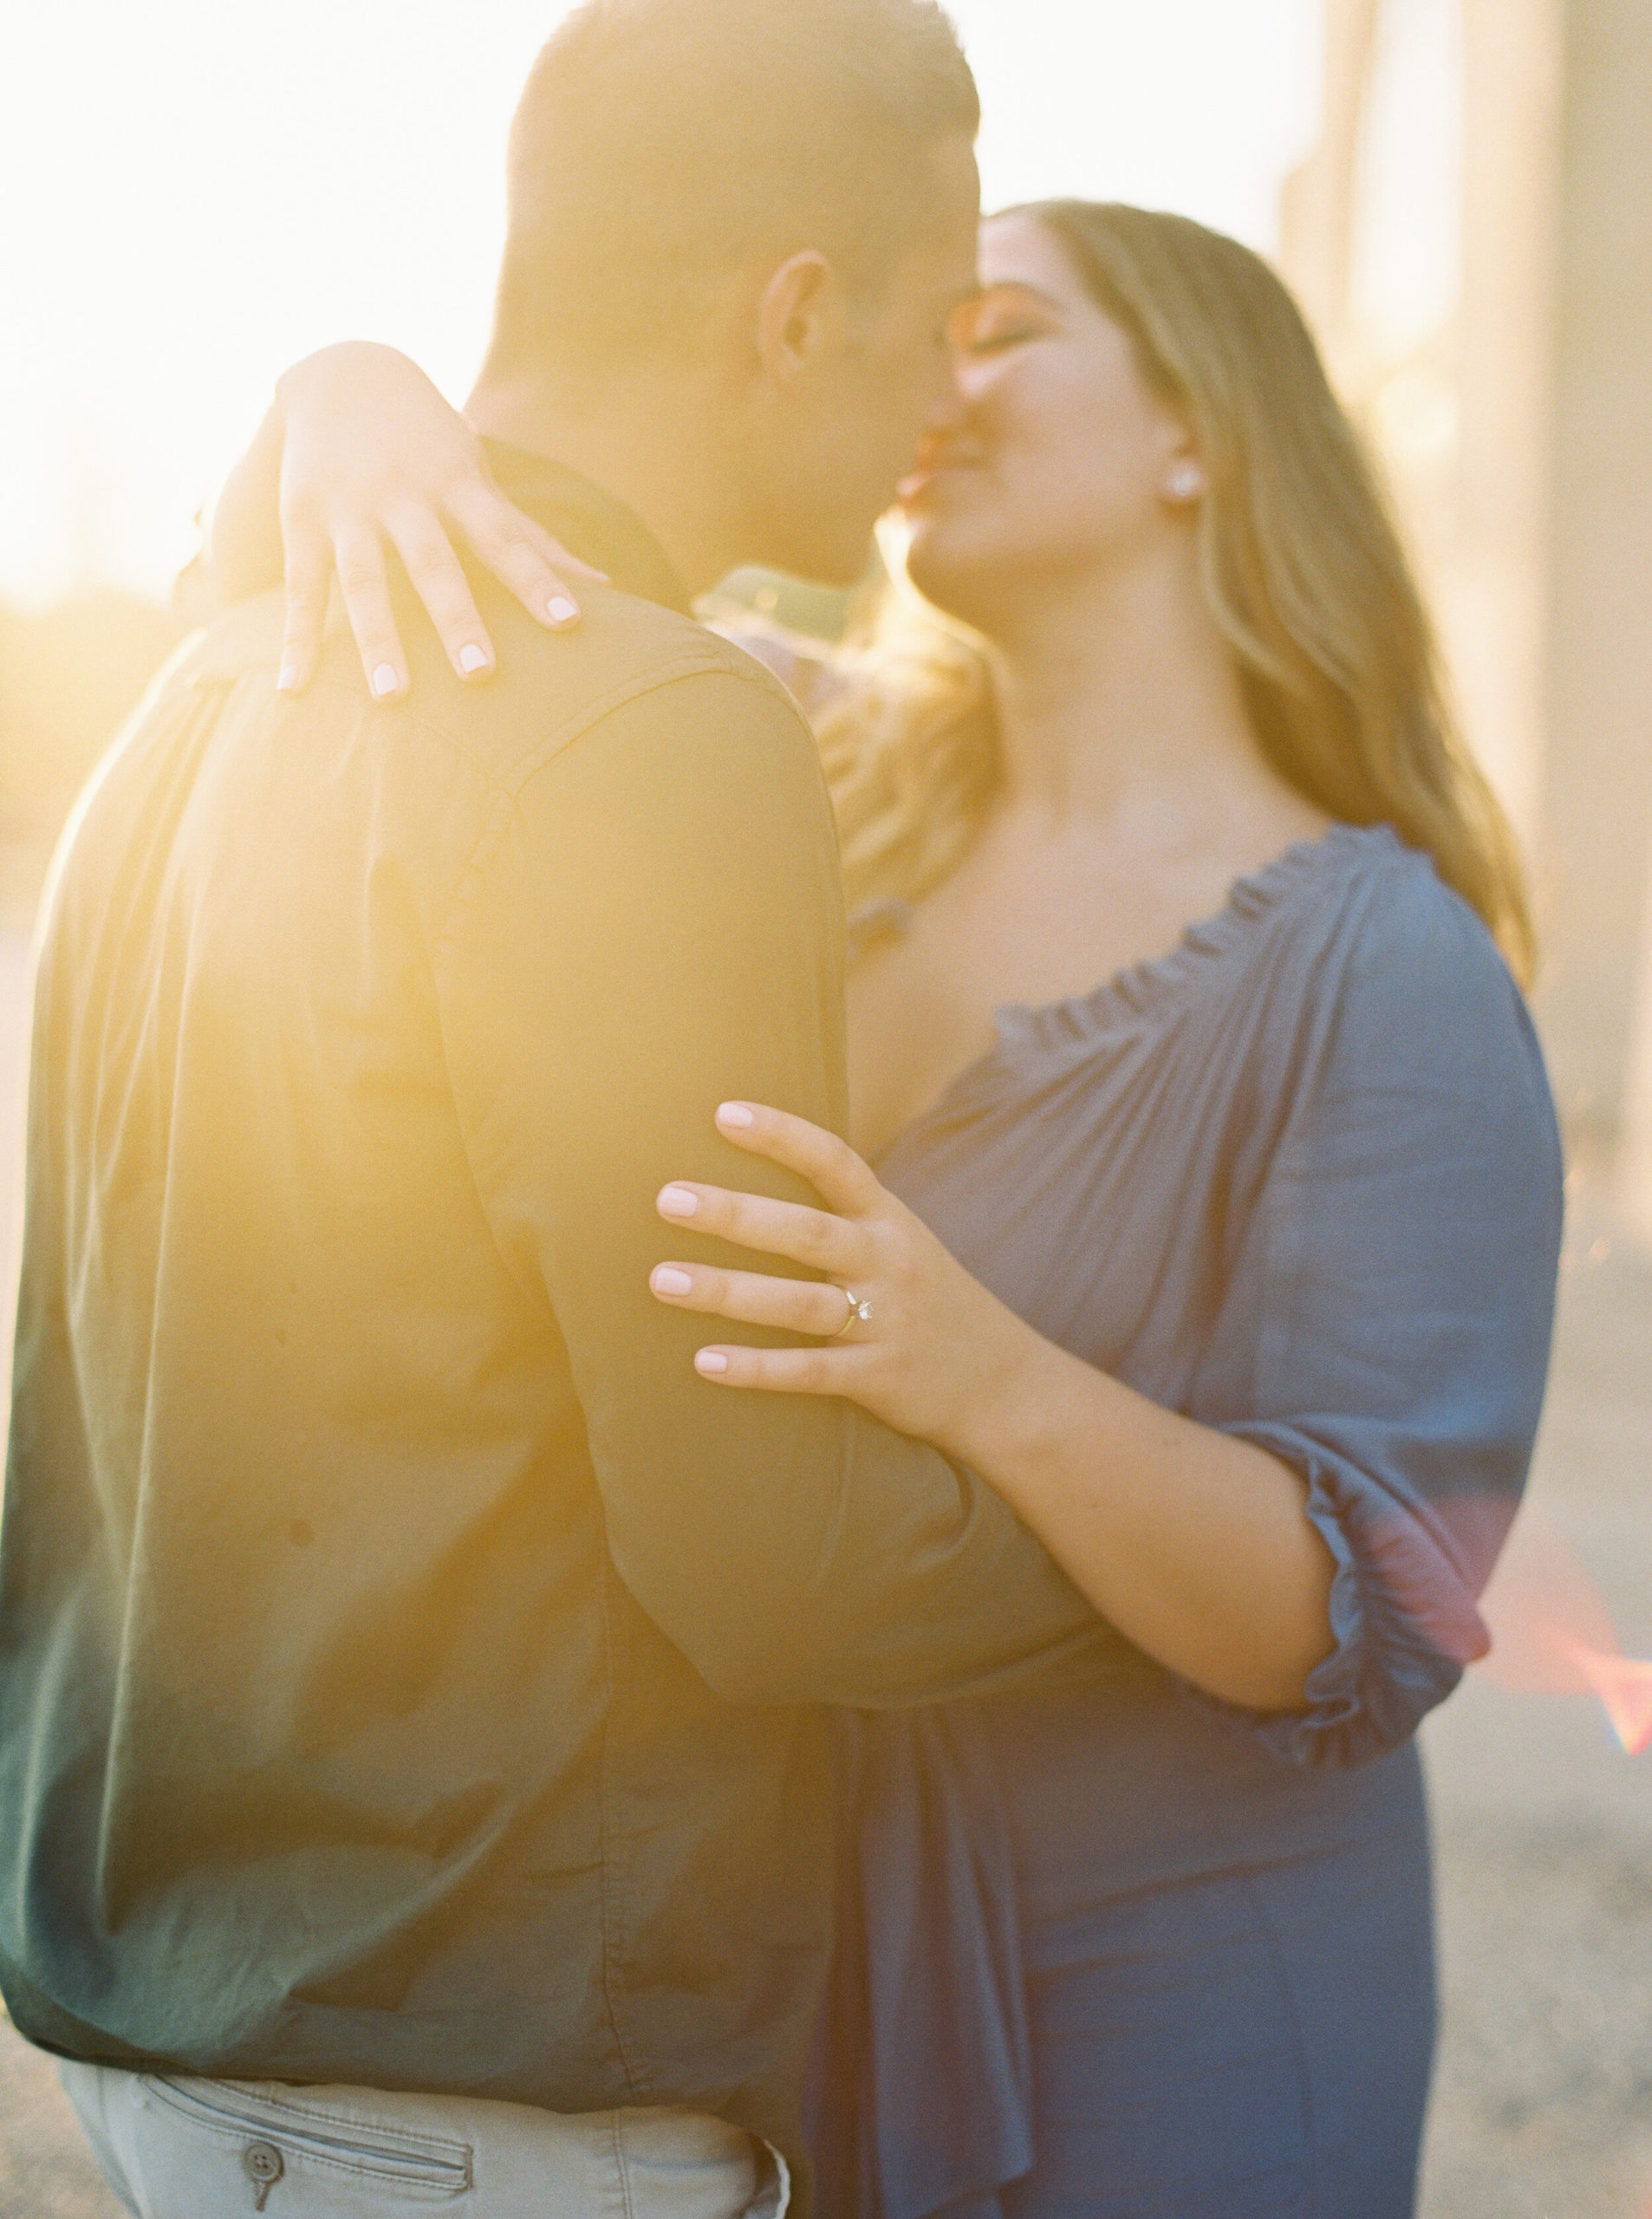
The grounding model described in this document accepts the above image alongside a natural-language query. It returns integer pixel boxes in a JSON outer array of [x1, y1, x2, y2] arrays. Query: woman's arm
[[650, 1102, 1336, 1712], [205, 342, 602, 699], [653, 881, 1566, 1758]]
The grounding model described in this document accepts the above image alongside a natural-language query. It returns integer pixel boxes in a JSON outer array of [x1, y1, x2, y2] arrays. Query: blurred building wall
[[1282, 0, 1652, 1234], [1539, 1, 1652, 1228]]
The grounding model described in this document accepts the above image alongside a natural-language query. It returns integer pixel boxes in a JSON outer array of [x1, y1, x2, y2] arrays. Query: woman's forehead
[[975, 212, 1074, 295]]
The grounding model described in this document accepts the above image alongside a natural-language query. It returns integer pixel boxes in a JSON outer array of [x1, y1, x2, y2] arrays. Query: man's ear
[[756, 251, 844, 387]]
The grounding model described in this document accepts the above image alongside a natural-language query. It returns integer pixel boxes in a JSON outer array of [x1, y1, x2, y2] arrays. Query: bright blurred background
[[0, 0, 1324, 608], [0, 4, 1649, 2217]]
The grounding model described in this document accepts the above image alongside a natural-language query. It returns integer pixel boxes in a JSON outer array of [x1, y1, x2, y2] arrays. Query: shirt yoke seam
[[272, 641, 793, 802]]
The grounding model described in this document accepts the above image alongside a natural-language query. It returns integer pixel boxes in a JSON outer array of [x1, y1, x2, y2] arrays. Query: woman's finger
[[712, 1103, 884, 1219], [331, 527, 408, 700], [385, 504, 497, 683], [656, 1180, 865, 1274], [275, 524, 335, 694], [650, 1259, 860, 1338], [447, 478, 597, 631], [691, 1344, 855, 1394]]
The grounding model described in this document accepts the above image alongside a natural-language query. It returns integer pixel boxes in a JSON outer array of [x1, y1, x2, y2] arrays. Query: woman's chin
[[904, 532, 1000, 629]]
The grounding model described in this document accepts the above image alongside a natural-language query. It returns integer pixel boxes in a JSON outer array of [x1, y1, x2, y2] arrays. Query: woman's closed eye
[[965, 326, 1039, 355], [949, 286, 1056, 357]]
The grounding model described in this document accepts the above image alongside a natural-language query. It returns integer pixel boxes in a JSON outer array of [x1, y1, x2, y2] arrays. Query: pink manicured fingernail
[[276, 663, 299, 693], [547, 596, 579, 626], [717, 1103, 755, 1129], [695, 1350, 730, 1376], [658, 1185, 699, 1219], [459, 644, 490, 675], [372, 663, 400, 697], [652, 1266, 693, 1296]]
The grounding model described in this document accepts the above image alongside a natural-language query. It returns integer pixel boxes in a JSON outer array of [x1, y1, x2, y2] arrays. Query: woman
[[214, 204, 1563, 2217]]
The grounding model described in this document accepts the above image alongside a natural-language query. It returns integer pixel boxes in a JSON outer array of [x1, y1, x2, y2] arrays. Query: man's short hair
[[488, 0, 979, 377]]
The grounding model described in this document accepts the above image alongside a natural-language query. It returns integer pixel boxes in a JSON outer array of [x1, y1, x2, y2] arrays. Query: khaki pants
[[60, 2060, 788, 2219]]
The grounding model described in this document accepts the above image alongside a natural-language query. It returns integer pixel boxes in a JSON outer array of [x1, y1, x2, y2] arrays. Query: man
[[0, 5, 1102, 2213]]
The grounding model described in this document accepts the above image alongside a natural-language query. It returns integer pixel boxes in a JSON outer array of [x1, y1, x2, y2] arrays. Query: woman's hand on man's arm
[[204, 342, 602, 699], [649, 1100, 1337, 1714]]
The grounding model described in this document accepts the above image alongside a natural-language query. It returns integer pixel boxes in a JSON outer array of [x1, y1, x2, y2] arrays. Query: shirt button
[[243, 2140, 284, 2209]]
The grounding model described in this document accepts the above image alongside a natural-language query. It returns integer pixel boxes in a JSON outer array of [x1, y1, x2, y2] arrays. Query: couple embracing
[[0, 3, 1563, 2216]]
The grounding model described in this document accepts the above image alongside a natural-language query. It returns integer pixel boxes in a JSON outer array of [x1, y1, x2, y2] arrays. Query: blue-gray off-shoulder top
[[816, 823, 1564, 2219]]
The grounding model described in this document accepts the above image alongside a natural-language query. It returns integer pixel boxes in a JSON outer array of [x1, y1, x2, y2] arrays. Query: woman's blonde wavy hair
[[815, 200, 1535, 984]]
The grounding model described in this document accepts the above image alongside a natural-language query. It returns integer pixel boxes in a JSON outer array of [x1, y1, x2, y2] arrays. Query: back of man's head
[[488, 0, 979, 381]]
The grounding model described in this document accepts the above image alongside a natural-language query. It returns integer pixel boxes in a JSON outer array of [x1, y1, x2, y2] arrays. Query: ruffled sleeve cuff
[[1187, 1422, 1497, 1770]]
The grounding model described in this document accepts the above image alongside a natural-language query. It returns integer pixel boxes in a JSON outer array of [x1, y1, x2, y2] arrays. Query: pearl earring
[[1166, 461, 1205, 503]]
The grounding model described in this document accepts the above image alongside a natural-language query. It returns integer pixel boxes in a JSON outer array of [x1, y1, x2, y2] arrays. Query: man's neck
[[465, 365, 752, 598]]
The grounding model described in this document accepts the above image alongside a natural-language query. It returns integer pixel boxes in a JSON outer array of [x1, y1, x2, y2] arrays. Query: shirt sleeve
[[1200, 870, 1564, 1768], [434, 665, 1100, 1707]]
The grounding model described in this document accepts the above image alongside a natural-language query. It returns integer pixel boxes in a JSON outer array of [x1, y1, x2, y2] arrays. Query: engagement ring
[[833, 1289, 873, 1336]]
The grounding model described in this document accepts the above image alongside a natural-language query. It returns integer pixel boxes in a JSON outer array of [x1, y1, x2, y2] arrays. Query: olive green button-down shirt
[[0, 451, 1097, 2185]]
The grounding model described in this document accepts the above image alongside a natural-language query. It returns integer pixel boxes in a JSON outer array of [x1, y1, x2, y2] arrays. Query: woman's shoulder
[[1239, 822, 1506, 998], [1309, 823, 1522, 1010], [1275, 823, 1553, 1112]]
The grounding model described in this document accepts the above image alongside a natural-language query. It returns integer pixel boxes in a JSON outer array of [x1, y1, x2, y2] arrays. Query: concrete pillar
[[1278, 0, 1383, 348], [1452, 0, 1563, 849], [1285, 0, 1652, 1225], [1529, 1, 1652, 1188], [1278, 1, 1556, 843]]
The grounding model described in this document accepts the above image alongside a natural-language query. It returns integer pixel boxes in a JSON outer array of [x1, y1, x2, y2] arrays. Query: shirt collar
[[482, 441, 695, 618]]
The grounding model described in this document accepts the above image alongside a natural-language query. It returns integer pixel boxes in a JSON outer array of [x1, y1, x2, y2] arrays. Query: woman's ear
[[756, 250, 845, 387]]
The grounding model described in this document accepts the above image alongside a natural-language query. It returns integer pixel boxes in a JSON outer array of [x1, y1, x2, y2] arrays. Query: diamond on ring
[[834, 1289, 873, 1335]]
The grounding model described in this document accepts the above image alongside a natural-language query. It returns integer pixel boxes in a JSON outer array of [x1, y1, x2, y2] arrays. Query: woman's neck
[[981, 549, 1278, 843], [844, 548, 1332, 1159]]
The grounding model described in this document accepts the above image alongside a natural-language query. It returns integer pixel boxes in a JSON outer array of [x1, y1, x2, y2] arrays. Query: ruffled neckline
[[998, 822, 1400, 1056], [883, 823, 1404, 1155]]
